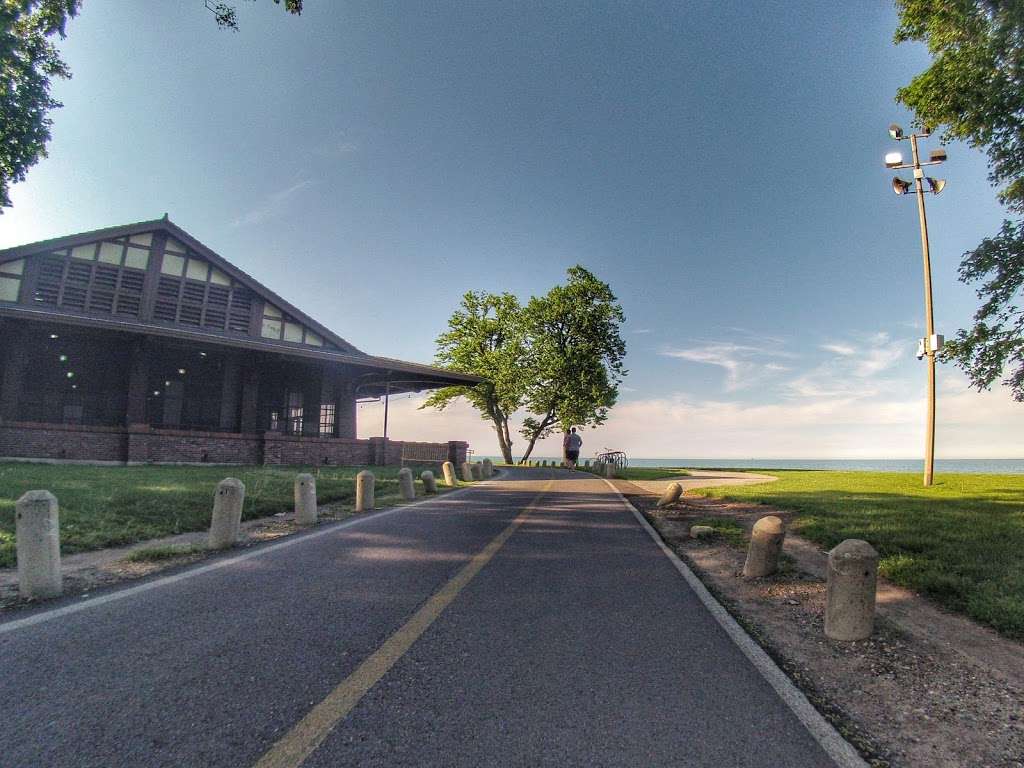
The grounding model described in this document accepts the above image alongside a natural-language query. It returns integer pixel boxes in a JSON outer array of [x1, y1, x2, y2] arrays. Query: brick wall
[[0, 421, 466, 467]]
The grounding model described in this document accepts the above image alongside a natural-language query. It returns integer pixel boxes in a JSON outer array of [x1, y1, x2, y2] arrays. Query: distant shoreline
[[475, 457, 1024, 474]]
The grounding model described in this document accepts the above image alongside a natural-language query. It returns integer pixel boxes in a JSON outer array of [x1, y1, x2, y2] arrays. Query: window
[[124, 247, 149, 270], [286, 390, 304, 434], [98, 242, 123, 265], [129, 232, 153, 246], [261, 317, 283, 339], [70, 244, 96, 261], [0, 259, 24, 302], [283, 322, 303, 343], [28, 249, 144, 318], [306, 331, 323, 347], [161, 252, 185, 276], [319, 404, 336, 436], [186, 258, 209, 282], [210, 268, 230, 286]]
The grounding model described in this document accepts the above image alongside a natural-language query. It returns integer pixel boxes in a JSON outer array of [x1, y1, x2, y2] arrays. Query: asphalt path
[[1, 467, 843, 767]]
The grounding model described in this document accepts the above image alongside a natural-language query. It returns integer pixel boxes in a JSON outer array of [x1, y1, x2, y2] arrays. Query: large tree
[[517, 266, 627, 463], [421, 291, 527, 465], [894, 0, 1024, 399], [0, 1, 302, 213]]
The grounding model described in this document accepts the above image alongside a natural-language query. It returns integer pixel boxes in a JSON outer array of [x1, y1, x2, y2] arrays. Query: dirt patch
[[0, 504, 355, 614], [629, 491, 1024, 768]]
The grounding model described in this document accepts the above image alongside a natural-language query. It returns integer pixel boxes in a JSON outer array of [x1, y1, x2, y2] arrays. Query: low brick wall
[[0, 421, 467, 468]]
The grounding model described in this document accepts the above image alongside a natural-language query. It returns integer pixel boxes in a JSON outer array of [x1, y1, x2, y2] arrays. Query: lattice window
[[29, 242, 149, 319]]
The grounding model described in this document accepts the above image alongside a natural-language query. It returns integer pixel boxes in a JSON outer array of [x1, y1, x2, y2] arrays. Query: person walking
[[564, 426, 583, 468]]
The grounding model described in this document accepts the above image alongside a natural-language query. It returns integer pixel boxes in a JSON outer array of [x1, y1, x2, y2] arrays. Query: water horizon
[[474, 457, 1024, 474]]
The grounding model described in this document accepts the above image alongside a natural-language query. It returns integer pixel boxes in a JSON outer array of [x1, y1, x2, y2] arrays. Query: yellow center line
[[253, 476, 555, 768]]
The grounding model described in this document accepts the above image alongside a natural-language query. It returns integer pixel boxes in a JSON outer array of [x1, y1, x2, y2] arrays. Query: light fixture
[[892, 177, 912, 195], [165, 380, 171, 387], [152, 390, 161, 396], [177, 368, 187, 375], [929, 148, 947, 163], [66, 371, 74, 379], [71, 384, 78, 390], [199, 352, 207, 358], [49, 334, 59, 340], [885, 152, 904, 168], [59, 354, 67, 362], [888, 124, 904, 140], [926, 177, 946, 195]]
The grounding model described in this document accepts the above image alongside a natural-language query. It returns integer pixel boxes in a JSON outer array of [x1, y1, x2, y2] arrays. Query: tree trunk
[[518, 412, 555, 464], [491, 415, 514, 464]]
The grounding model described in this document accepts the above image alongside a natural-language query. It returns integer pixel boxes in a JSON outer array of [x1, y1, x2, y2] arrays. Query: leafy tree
[[0, 1, 80, 211], [517, 266, 627, 463], [0, 2, 302, 214], [894, 0, 1024, 398], [207, 0, 302, 30], [421, 292, 527, 465]]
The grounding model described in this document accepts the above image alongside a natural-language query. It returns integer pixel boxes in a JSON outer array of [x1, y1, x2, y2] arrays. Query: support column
[[336, 382, 357, 439], [239, 361, 260, 433], [301, 365, 323, 437], [219, 354, 241, 431], [0, 323, 27, 421], [125, 339, 149, 426]]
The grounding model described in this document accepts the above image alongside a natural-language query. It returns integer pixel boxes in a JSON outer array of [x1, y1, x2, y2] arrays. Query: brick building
[[0, 217, 479, 466]]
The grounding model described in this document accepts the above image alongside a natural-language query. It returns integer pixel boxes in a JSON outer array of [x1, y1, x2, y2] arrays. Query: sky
[[2, 0, 1022, 460]]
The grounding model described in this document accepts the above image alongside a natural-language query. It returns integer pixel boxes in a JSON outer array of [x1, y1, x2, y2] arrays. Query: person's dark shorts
[[566, 450, 579, 462]]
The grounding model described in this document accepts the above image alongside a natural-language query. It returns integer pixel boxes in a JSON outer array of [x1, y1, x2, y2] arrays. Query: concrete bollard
[[605, 463, 615, 478], [657, 482, 683, 508], [825, 539, 880, 641], [471, 463, 482, 480], [421, 470, 437, 494], [461, 461, 474, 482], [209, 478, 245, 550], [442, 461, 456, 487], [16, 490, 62, 599], [294, 473, 318, 526], [481, 458, 493, 478], [743, 515, 785, 578], [398, 467, 416, 501], [355, 470, 375, 511]]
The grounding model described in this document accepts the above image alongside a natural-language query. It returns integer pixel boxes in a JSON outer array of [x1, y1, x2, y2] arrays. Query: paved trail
[[2, 467, 850, 767]]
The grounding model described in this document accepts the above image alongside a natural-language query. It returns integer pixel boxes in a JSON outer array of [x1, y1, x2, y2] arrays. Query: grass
[[124, 543, 204, 562], [686, 517, 747, 547], [0, 463, 455, 568], [688, 470, 1024, 640]]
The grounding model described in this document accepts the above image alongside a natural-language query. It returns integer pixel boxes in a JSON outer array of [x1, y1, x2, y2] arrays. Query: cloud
[[315, 139, 358, 157], [661, 341, 793, 391], [632, 328, 652, 334], [821, 343, 856, 356], [231, 180, 314, 228]]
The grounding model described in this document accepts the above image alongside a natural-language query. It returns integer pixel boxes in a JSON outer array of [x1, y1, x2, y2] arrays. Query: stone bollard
[[460, 461, 474, 482], [471, 463, 482, 480], [16, 490, 62, 599], [398, 467, 416, 501], [421, 470, 437, 494], [209, 478, 245, 550], [605, 463, 615, 478], [657, 482, 683, 508], [482, 458, 493, 478], [294, 473, 318, 526], [825, 539, 880, 641], [690, 525, 715, 539], [355, 470, 375, 512], [743, 515, 786, 578], [442, 461, 456, 486]]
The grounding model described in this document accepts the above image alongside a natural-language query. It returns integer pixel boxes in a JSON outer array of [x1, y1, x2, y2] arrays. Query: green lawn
[[690, 470, 1024, 640], [0, 463, 455, 568]]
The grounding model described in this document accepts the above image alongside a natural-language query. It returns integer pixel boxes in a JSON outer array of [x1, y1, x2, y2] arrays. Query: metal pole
[[382, 380, 391, 442], [910, 134, 937, 487]]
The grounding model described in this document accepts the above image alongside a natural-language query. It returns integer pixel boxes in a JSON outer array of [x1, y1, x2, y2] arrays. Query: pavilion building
[[0, 217, 478, 466]]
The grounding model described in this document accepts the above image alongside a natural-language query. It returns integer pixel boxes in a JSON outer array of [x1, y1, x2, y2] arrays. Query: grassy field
[[689, 470, 1024, 640], [0, 463, 452, 568]]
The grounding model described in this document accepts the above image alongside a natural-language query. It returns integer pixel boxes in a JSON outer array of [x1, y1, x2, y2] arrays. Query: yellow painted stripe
[[253, 477, 554, 768]]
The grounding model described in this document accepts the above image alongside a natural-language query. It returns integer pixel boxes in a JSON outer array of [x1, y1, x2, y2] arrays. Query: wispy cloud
[[632, 328, 652, 334], [821, 343, 856, 356], [661, 341, 792, 392], [231, 180, 314, 228], [315, 139, 359, 157]]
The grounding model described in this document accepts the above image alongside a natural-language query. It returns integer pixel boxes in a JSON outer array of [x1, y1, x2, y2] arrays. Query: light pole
[[885, 124, 948, 487]]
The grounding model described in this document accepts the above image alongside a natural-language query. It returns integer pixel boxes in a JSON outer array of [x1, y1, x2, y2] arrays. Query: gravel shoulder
[[622, 476, 1024, 768]]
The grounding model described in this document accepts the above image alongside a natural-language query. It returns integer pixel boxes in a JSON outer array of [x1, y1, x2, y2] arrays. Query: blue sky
[[3, 1, 1022, 458]]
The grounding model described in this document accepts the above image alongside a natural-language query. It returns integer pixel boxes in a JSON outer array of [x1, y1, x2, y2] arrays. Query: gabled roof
[[0, 217, 483, 392], [0, 215, 363, 355]]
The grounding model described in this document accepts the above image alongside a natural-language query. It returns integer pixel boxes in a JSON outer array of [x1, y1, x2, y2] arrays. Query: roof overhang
[[0, 306, 483, 395]]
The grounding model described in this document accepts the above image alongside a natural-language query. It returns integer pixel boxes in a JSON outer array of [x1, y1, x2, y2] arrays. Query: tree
[[0, 1, 80, 211], [207, 0, 302, 30], [0, 2, 302, 214], [421, 292, 527, 465], [516, 266, 627, 463], [894, 1, 1024, 398]]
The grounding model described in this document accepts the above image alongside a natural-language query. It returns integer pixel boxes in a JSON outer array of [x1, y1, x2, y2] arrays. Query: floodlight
[[929, 148, 947, 163], [888, 124, 904, 140], [925, 177, 945, 195], [892, 177, 912, 195], [885, 151, 904, 168]]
